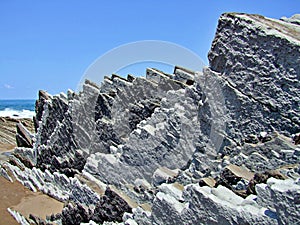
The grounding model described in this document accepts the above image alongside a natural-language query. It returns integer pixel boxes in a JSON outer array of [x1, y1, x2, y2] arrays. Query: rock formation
[[0, 13, 299, 225], [0, 117, 34, 150]]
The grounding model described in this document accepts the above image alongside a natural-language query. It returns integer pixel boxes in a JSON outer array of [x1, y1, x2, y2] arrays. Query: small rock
[[0, 167, 13, 182], [245, 134, 259, 144], [292, 133, 300, 145], [152, 167, 180, 186], [124, 218, 138, 225], [259, 132, 272, 143], [199, 177, 216, 187]]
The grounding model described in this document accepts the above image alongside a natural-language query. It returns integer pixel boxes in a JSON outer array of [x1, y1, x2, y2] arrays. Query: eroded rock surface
[[1, 12, 300, 225], [0, 117, 34, 150]]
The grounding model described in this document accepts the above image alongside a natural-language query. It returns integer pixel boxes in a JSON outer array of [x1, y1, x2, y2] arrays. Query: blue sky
[[1, 0, 299, 99]]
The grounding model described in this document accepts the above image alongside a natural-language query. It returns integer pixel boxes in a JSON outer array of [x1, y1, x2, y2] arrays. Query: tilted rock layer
[[1, 13, 300, 225]]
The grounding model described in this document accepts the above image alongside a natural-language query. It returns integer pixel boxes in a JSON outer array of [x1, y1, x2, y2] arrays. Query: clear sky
[[1, 0, 299, 99]]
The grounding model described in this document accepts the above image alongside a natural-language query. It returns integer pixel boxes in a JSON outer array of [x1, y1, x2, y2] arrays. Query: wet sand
[[0, 177, 64, 225], [11, 190, 64, 221], [0, 177, 30, 225]]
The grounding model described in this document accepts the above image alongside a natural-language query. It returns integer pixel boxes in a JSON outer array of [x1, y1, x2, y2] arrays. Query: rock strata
[[16, 122, 34, 148], [0, 117, 34, 151], [1, 12, 300, 225]]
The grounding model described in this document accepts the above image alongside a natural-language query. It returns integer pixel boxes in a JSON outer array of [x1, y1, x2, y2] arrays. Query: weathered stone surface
[[232, 134, 299, 172], [281, 14, 300, 25], [208, 13, 300, 137], [268, 178, 300, 225], [83, 76, 205, 189], [0, 117, 34, 151], [16, 122, 34, 148], [256, 178, 300, 225], [91, 187, 132, 223], [149, 184, 276, 225], [2, 12, 300, 225], [62, 203, 92, 225]]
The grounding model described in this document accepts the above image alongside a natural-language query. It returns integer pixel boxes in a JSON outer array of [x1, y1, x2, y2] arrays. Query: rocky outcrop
[[1, 12, 300, 225], [208, 13, 300, 144], [0, 117, 34, 150]]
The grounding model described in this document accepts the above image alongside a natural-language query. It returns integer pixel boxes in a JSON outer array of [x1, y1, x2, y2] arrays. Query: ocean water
[[0, 99, 36, 118]]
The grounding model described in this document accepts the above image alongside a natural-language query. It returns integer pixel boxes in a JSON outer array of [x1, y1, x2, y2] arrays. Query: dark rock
[[91, 187, 132, 223], [16, 122, 33, 148], [34, 90, 52, 132], [61, 203, 91, 225], [247, 170, 286, 195], [245, 134, 259, 144], [258, 132, 272, 143], [216, 168, 242, 189], [293, 133, 300, 145]]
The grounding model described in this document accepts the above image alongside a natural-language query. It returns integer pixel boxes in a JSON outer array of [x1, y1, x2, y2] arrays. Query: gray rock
[[34, 90, 51, 132], [152, 167, 180, 186], [231, 134, 299, 172], [0, 166, 13, 182], [91, 187, 132, 224], [16, 122, 34, 148], [148, 184, 276, 224], [256, 178, 300, 224], [62, 202, 92, 225], [281, 14, 300, 26], [208, 13, 300, 137], [256, 182, 274, 210], [267, 178, 300, 225], [3, 12, 300, 225]]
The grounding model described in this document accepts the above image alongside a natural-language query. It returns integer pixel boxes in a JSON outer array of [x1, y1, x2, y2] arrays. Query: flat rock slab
[[226, 164, 255, 181]]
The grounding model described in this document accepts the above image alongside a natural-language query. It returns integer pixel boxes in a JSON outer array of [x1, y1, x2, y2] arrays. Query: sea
[[0, 99, 36, 118]]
